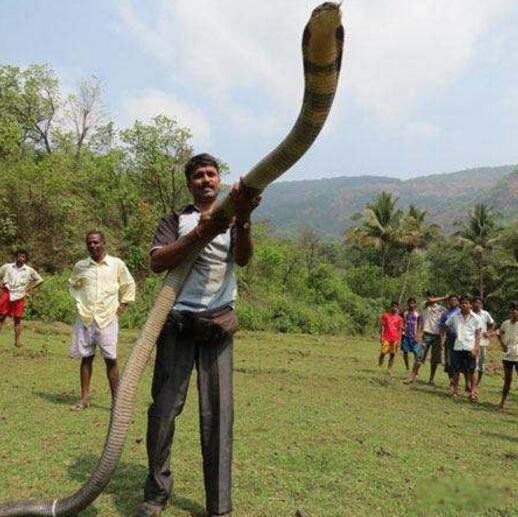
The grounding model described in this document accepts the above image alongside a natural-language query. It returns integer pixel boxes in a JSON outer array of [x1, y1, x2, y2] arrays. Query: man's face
[[472, 299, 482, 312], [460, 299, 471, 314], [408, 301, 416, 311], [390, 304, 399, 314], [15, 253, 27, 267], [449, 297, 459, 309], [188, 165, 220, 204], [510, 307, 518, 321], [86, 234, 105, 262]]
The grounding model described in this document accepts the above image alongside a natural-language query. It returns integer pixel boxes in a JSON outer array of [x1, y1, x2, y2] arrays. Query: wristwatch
[[236, 220, 251, 230]]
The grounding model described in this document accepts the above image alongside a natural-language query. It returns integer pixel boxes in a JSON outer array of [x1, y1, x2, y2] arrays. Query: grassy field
[[0, 322, 517, 516]]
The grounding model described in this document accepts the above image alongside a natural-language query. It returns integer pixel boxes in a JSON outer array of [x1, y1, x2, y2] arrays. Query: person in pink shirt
[[379, 301, 404, 372]]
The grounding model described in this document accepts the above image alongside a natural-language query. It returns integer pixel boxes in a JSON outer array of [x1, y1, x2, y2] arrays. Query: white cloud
[[119, 0, 310, 100], [120, 89, 211, 144], [345, 0, 513, 124], [118, 0, 514, 138], [117, 0, 315, 138], [403, 121, 440, 140]]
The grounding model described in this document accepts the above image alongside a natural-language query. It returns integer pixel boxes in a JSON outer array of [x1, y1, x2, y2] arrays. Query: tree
[[0, 64, 59, 155], [485, 221, 518, 320], [120, 115, 193, 215], [495, 223, 518, 262], [456, 203, 498, 298], [299, 226, 321, 277], [346, 191, 402, 299], [63, 75, 105, 160], [398, 205, 440, 303]]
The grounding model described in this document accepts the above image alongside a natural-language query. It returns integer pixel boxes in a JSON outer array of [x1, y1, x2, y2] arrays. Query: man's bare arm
[[439, 326, 447, 348], [26, 278, 44, 293], [234, 224, 254, 267], [230, 178, 261, 268], [427, 295, 449, 304], [498, 328, 507, 351], [472, 328, 481, 357], [151, 214, 229, 273]]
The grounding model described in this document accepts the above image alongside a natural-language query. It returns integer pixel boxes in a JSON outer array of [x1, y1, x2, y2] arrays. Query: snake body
[[0, 3, 343, 515]]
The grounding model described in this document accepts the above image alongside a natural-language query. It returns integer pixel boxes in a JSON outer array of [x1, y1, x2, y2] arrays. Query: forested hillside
[[1, 64, 517, 335], [255, 165, 518, 237]]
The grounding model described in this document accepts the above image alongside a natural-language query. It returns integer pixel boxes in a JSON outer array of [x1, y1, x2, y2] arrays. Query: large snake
[[0, 3, 343, 515]]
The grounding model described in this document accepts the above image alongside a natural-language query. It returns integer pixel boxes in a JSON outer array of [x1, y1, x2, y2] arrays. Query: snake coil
[[0, 3, 343, 515]]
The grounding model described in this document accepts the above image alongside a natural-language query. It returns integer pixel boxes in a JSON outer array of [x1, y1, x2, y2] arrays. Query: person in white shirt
[[69, 231, 136, 411], [0, 249, 43, 347], [497, 301, 518, 411], [445, 295, 482, 400], [472, 296, 495, 386]]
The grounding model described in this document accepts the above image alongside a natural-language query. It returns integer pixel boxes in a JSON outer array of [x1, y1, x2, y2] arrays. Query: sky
[[1, 0, 518, 182]]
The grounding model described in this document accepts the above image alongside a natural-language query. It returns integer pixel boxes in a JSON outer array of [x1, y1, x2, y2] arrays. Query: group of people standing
[[379, 294, 518, 410], [1, 153, 261, 517], [0, 236, 137, 411]]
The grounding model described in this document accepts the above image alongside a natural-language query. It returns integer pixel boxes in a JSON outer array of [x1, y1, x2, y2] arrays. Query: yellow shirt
[[69, 255, 136, 329], [0, 262, 43, 301]]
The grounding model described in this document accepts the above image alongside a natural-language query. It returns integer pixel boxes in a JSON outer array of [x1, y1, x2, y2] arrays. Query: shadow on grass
[[34, 391, 110, 412], [411, 385, 510, 415], [482, 431, 518, 444], [411, 385, 454, 401], [68, 455, 205, 516]]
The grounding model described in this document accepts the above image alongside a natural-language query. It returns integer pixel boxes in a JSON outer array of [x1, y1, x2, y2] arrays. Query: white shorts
[[70, 318, 118, 360]]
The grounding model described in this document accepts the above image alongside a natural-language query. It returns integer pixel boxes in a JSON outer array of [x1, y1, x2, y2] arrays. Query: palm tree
[[495, 223, 518, 262], [456, 203, 498, 298], [398, 205, 439, 303], [347, 191, 402, 299]]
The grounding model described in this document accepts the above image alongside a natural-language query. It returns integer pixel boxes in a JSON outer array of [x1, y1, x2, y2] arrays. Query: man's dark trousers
[[144, 314, 233, 515]]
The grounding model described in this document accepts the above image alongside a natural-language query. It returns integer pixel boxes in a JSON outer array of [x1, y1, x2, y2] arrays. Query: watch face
[[242, 222, 250, 229]]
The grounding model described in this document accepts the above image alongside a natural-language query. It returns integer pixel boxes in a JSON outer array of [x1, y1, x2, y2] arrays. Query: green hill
[[254, 165, 518, 236]]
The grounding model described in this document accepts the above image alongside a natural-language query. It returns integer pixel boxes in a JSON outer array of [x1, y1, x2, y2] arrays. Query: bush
[[25, 271, 163, 329], [119, 275, 163, 328], [25, 271, 76, 324]]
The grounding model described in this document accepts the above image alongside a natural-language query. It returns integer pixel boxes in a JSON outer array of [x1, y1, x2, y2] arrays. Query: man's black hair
[[448, 294, 459, 301], [407, 296, 417, 304], [425, 290, 434, 298], [86, 230, 105, 242], [184, 153, 219, 182], [472, 295, 483, 303], [390, 300, 399, 307], [459, 294, 472, 304], [509, 301, 518, 310], [14, 249, 29, 261]]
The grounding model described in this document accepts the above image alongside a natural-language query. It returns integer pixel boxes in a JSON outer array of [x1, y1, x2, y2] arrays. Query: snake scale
[[0, 3, 343, 515]]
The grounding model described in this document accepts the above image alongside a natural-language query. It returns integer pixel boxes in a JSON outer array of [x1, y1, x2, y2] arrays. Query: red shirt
[[381, 312, 404, 343]]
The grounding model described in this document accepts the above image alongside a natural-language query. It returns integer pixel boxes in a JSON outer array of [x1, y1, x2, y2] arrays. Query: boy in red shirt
[[379, 301, 404, 371]]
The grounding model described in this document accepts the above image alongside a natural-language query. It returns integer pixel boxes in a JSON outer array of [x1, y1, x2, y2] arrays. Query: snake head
[[310, 2, 342, 27], [304, 2, 343, 66]]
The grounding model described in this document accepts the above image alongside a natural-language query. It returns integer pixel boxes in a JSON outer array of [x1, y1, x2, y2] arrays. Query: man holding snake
[[137, 153, 261, 517]]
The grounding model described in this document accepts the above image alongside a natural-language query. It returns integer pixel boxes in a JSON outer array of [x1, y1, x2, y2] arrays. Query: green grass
[[0, 322, 517, 516]]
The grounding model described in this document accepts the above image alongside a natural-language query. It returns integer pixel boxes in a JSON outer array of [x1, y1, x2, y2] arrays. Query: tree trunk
[[399, 251, 412, 305], [478, 257, 484, 298], [380, 245, 385, 301]]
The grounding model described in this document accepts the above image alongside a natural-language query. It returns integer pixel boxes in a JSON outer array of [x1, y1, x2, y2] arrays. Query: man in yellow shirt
[[0, 249, 43, 348], [69, 231, 136, 411]]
